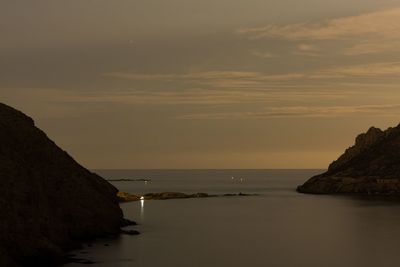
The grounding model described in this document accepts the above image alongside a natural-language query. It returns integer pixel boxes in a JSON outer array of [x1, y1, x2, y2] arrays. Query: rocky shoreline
[[298, 124, 400, 195]]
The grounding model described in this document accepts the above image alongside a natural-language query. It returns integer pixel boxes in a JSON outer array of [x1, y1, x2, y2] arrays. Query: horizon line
[[92, 168, 327, 171]]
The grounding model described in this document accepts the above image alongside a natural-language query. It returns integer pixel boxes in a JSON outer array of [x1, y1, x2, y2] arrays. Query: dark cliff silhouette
[[298, 124, 400, 194], [0, 103, 130, 266]]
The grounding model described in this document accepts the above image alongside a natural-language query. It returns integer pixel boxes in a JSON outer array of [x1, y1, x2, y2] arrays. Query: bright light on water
[[140, 199, 144, 219]]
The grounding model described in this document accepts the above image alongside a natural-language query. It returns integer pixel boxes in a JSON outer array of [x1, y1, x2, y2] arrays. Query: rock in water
[[298, 125, 400, 195], [0, 103, 126, 266]]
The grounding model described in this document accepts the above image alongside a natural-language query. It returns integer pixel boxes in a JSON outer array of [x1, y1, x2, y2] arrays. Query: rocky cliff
[[298, 124, 400, 194], [0, 103, 129, 266]]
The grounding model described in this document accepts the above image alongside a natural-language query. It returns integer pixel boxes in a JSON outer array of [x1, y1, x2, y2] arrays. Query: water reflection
[[140, 199, 144, 219]]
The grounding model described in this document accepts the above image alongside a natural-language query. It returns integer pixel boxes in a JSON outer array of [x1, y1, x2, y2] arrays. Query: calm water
[[66, 169, 400, 267]]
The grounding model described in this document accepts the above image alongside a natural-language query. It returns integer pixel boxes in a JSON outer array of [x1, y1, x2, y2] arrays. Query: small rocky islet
[[117, 191, 258, 202], [298, 124, 400, 195]]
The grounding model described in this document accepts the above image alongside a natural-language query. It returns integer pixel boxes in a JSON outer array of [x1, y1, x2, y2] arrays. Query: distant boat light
[[140, 196, 145, 200]]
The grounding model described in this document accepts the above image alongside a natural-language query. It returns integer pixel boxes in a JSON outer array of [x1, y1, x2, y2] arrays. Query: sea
[[65, 169, 400, 267]]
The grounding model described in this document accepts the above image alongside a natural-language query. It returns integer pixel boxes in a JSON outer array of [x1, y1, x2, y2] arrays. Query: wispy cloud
[[315, 61, 400, 77], [237, 7, 400, 55], [105, 60, 400, 90], [0, 87, 365, 107], [297, 44, 318, 51], [56, 88, 359, 105], [105, 70, 306, 89], [342, 41, 400, 56], [251, 51, 276, 59], [105, 70, 303, 82], [238, 7, 400, 40], [105, 73, 177, 81], [3, 88, 400, 121], [292, 43, 321, 57], [178, 104, 400, 120]]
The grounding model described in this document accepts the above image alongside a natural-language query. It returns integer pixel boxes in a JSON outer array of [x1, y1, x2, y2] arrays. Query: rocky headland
[[0, 103, 134, 266], [298, 124, 400, 195]]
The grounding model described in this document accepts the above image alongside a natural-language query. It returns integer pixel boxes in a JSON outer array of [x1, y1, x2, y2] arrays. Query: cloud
[[54, 88, 357, 106], [343, 41, 400, 55], [251, 51, 276, 59], [106, 60, 400, 90], [237, 7, 400, 55], [104, 70, 306, 89], [238, 7, 400, 40], [178, 104, 400, 120], [292, 43, 321, 56], [315, 61, 400, 77], [104, 73, 177, 81], [297, 44, 319, 51], [105, 70, 301, 82], [3, 87, 400, 122], [0, 87, 364, 109]]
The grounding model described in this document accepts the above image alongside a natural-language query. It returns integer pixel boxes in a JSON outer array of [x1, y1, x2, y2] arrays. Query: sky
[[1, 0, 400, 169]]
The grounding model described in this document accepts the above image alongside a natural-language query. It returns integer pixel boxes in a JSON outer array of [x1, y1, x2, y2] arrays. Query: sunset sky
[[2, 0, 400, 168]]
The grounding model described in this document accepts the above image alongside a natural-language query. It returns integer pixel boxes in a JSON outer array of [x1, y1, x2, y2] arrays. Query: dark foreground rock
[[118, 191, 259, 202], [298, 124, 400, 195], [0, 103, 131, 266]]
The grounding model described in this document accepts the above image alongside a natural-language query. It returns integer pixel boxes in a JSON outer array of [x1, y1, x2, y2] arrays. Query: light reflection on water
[[140, 199, 144, 220], [65, 170, 400, 267]]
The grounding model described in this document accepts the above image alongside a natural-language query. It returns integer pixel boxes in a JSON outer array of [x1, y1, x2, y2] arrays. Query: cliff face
[[298, 124, 400, 194], [0, 103, 126, 266]]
